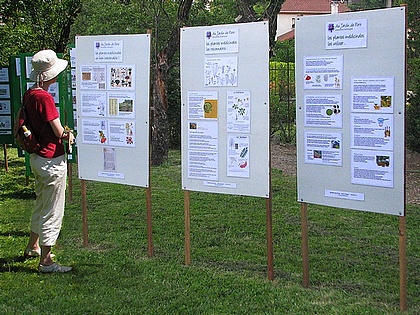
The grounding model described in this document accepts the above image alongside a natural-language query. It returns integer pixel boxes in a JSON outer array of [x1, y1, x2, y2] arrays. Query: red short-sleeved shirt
[[23, 88, 64, 158]]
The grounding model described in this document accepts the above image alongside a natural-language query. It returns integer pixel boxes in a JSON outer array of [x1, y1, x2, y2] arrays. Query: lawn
[[1, 146, 420, 314]]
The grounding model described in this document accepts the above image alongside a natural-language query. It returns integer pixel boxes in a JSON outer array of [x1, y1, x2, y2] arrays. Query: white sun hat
[[30, 49, 68, 83]]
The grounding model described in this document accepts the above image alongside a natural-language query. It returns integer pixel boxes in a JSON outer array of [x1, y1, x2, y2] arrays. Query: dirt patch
[[271, 143, 420, 205]]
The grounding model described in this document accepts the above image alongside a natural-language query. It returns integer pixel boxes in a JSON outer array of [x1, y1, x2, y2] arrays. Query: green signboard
[[0, 65, 14, 145]]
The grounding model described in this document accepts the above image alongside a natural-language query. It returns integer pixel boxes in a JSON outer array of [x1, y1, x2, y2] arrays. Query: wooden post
[[266, 195, 274, 280], [81, 179, 89, 247], [146, 28, 154, 258], [146, 187, 154, 257], [399, 216, 407, 312], [301, 202, 309, 288], [184, 190, 191, 265], [67, 162, 73, 202], [3, 144, 8, 172]]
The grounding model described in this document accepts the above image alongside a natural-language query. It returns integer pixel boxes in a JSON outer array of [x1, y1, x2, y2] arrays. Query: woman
[[23, 49, 75, 273]]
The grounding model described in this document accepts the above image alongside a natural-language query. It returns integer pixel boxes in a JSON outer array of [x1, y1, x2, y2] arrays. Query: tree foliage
[[0, 0, 81, 61]]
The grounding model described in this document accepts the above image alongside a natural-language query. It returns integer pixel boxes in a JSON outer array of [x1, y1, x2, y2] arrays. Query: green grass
[[1, 146, 420, 314]]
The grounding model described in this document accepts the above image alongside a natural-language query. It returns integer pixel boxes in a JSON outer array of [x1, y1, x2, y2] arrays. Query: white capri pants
[[30, 154, 67, 246]]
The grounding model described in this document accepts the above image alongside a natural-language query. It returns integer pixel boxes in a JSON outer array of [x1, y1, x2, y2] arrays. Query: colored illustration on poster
[[108, 120, 135, 147], [351, 113, 393, 150], [304, 94, 342, 128], [108, 65, 135, 90], [304, 131, 342, 166], [81, 119, 108, 145], [351, 77, 394, 113], [304, 55, 343, 90], [227, 135, 250, 178], [351, 149, 393, 188], [187, 90, 218, 120]]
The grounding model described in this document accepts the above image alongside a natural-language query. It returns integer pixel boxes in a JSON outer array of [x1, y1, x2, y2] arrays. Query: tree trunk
[[151, 0, 193, 166], [151, 52, 170, 165]]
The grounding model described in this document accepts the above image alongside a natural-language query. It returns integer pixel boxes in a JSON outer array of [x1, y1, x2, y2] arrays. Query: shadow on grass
[[0, 230, 30, 237], [0, 191, 35, 200], [0, 255, 37, 273]]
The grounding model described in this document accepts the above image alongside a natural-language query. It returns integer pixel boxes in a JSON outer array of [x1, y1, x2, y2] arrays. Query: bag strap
[[22, 93, 47, 141]]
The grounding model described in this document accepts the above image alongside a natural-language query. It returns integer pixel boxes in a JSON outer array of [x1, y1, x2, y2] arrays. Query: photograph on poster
[[304, 131, 342, 166], [326, 19, 367, 49], [304, 55, 343, 89], [0, 100, 11, 114], [108, 120, 135, 147], [108, 65, 135, 90], [351, 113, 393, 151], [205, 27, 239, 54], [227, 90, 251, 133], [188, 150, 219, 180], [351, 77, 394, 113], [227, 135, 250, 178], [304, 94, 342, 128], [81, 119, 108, 145], [81, 91, 107, 117], [80, 65, 106, 90], [188, 120, 218, 151], [188, 90, 218, 120], [108, 92, 136, 118], [351, 149, 393, 188], [205, 57, 238, 87]]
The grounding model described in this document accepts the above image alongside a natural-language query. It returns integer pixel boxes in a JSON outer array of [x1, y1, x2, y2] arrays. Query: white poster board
[[76, 34, 150, 187], [180, 21, 270, 198], [295, 7, 406, 216]]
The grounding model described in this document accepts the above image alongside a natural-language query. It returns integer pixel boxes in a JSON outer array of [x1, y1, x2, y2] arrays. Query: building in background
[[276, 0, 351, 41]]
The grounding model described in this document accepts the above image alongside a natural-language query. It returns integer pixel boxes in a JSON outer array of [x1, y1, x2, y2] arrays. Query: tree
[[0, 0, 81, 59], [148, 0, 194, 165], [71, 0, 284, 164], [348, 0, 388, 10], [236, 0, 285, 56]]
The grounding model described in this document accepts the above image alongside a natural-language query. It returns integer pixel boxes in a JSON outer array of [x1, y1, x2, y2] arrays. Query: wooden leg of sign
[[146, 187, 154, 257], [266, 196, 274, 281], [184, 190, 191, 265], [81, 179, 89, 247], [301, 202, 309, 288], [67, 162, 73, 202], [399, 216, 407, 312], [3, 144, 8, 172]]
